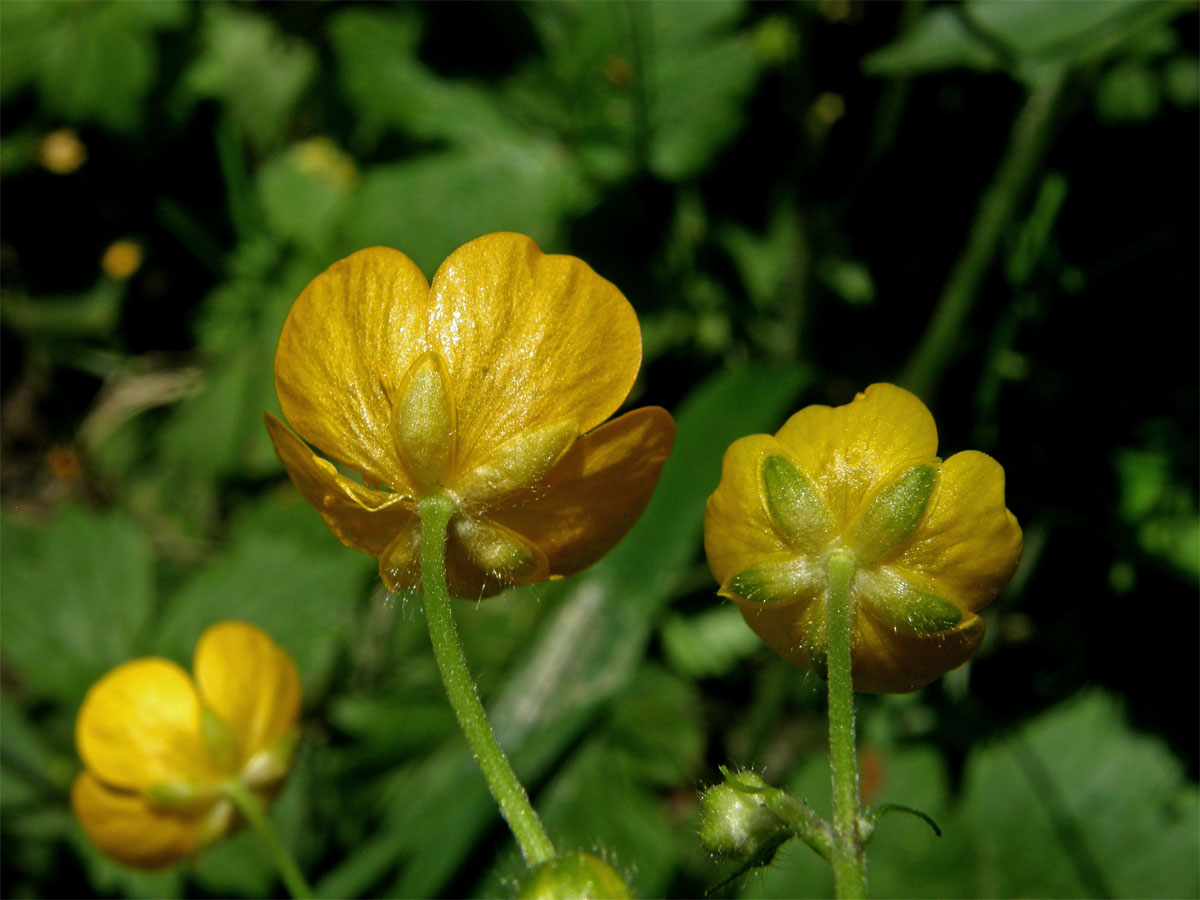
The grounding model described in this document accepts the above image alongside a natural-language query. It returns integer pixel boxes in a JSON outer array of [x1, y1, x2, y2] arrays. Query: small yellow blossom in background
[[265, 232, 675, 598], [101, 240, 143, 281], [37, 128, 87, 174], [705, 383, 1022, 693], [291, 136, 358, 190], [72, 622, 300, 868]]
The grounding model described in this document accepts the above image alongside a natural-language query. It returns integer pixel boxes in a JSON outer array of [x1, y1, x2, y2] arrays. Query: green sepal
[[724, 557, 812, 605], [761, 453, 830, 550], [145, 777, 220, 813], [861, 569, 963, 633], [852, 463, 938, 563], [241, 728, 300, 788]]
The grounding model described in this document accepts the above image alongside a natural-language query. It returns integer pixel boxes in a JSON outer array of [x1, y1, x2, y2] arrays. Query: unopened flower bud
[[516, 852, 632, 899], [698, 774, 786, 860]]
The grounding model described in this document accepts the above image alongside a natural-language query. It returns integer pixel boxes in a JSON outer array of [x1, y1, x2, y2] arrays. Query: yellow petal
[[490, 406, 675, 577], [704, 434, 796, 589], [72, 772, 206, 869], [192, 622, 301, 770], [274, 247, 430, 490], [850, 608, 986, 693], [888, 450, 1023, 612], [77, 660, 221, 792], [733, 594, 826, 672], [774, 384, 938, 530], [426, 233, 642, 470], [265, 413, 419, 560]]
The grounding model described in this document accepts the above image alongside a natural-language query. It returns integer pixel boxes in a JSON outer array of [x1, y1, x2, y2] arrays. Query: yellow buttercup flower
[[704, 383, 1022, 693], [265, 233, 675, 598], [72, 622, 300, 868]]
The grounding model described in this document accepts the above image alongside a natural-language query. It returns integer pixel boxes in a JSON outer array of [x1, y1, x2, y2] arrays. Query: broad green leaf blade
[[0, 507, 155, 706]]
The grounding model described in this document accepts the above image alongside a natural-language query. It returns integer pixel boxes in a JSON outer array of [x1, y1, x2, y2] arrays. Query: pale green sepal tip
[[145, 778, 219, 813], [852, 463, 938, 563], [761, 453, 829, 549], [241, 729, 300, 788], [864, 575, 963, 634], [726, 559, 805, 605]]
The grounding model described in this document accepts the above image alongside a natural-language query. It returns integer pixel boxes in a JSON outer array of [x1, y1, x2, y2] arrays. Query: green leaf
[[0, 507, 155, 706], [157, 523, 373, 700], [183, 4, 315, 152], [959, 691, 1199, 898], [0, 1, 186, 131], [661, 604, 764, 680], [337, 150, 592, 277], [329, 8, 520, 150], [521, 0, 760, 181], [863, 8, 1003, 78]]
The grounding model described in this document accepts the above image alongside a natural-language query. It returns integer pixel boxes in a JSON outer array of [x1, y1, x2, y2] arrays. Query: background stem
[[825, 550, 867, 898], [223, 780, 313, 900], [899, 73, 1065, 400], [418, 494, 557, 867]]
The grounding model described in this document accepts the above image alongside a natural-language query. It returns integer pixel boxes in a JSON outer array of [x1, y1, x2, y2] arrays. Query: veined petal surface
[[775, 384, 938, 528], [490, 406, 675, 576], [275, 247, 431, 489], [193, 622, 301, 767], [889, 449, 1023, 611], [77, 659, 222, 792], [72, 773, 204, 869], [427, 233, 642, 469]]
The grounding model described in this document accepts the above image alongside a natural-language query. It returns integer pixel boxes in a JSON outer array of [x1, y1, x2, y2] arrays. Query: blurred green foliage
[[1, 1, 1196, 898]]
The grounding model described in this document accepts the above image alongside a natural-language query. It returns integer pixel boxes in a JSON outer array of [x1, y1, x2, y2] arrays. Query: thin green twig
[[899, 73, 1066, 399], [223, 779, 313, 900], [418, 494, 557, 867]]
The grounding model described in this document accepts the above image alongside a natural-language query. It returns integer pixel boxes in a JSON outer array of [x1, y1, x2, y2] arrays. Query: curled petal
[[888, 450, 1023, 613], [266, 413, 418, 560], [704, 434, 796, 588], [275, 247, 430, 489], [774, 384, 938, 528], [491, 406, 675, 578], [72, 773, 205, 869], [427, 233, 642, 469], [192, 622, 301, 770], [77, 659, 221, 793]]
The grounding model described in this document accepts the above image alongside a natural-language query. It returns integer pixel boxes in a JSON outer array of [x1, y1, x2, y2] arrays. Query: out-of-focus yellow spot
[[819, 0, 853, 23], [101, 240, 143, 281], [602, 56, 635, 89], [811, 92, 847, 128], [46, 444, 83, 482], [292, 137, 357, 190], [38, 128, 87, 175]]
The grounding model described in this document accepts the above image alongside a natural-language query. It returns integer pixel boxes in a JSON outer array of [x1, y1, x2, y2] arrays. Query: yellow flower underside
[[704, 383, 1022, 693], [72, 622, 300, 868], [266, 233, 675, 597]]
